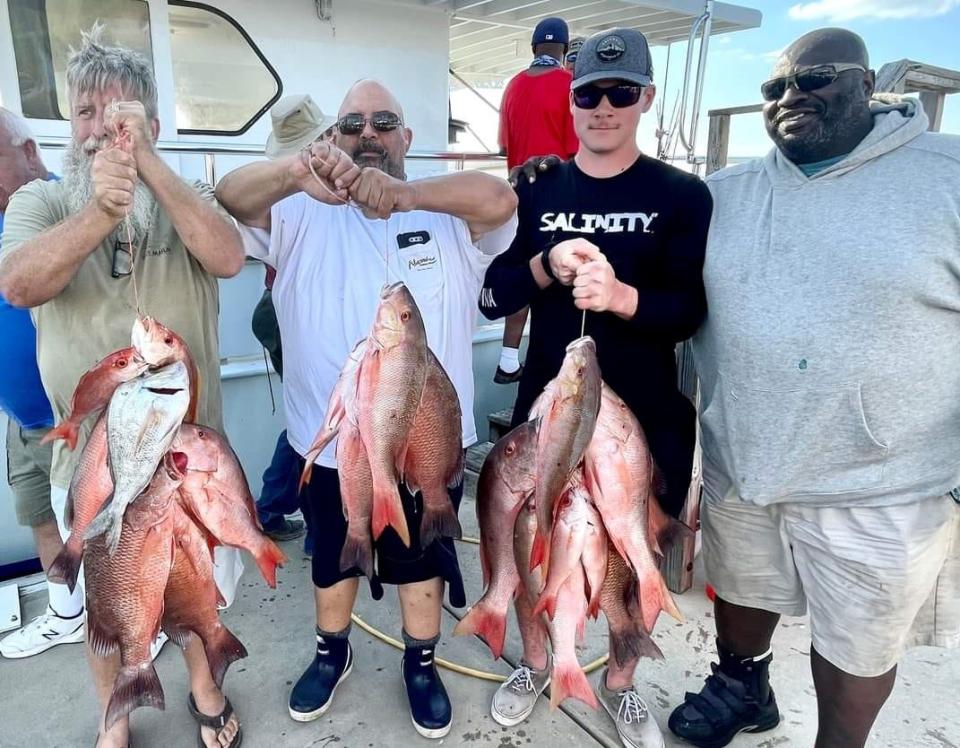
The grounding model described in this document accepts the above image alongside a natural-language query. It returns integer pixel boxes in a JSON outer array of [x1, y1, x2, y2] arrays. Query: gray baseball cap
[[572, 28, 654, 89]]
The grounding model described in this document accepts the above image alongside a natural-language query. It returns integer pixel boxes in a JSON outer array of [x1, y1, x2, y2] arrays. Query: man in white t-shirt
[[216, 79, 517, 740]]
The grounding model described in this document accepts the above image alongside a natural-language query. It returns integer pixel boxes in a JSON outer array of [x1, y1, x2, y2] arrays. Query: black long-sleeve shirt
[[479, 156, 712, 511]]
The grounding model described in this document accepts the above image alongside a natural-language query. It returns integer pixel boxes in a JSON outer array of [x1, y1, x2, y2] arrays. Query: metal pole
[[687, 0, 714, 169], [449, 68, 501, 115]]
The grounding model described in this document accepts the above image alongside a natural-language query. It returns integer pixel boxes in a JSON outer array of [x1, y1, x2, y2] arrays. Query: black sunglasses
[[573, 83, 643, 110], [760, 63, 866, 102], [112, 239, 133, 278], [336, 111, 402, 135]]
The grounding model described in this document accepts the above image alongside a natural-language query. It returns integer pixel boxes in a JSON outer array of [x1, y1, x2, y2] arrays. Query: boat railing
[[34, 137, 506, 185]]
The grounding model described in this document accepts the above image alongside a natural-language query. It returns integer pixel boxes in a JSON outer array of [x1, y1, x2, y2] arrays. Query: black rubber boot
[[401, 632, 451, 739], [668, 640, 780, 748], [288, 626, 353, 722]]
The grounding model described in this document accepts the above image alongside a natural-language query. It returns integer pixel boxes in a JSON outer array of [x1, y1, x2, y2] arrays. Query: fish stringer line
[[107, 100, 143, 315], [580, 309, 587, 338], [305, 145, 392, 285]]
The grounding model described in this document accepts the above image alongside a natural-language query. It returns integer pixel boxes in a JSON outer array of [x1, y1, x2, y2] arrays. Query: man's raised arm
[[216, 142, 362, 230]]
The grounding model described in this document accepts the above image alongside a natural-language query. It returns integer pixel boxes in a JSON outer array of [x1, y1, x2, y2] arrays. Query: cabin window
[[8, 0, 153, 121], [168, 2, 281, 135]]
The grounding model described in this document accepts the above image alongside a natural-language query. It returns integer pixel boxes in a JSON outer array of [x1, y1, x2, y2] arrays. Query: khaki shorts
[[702, 493, 959, 677], [6, 420, 54, 527]]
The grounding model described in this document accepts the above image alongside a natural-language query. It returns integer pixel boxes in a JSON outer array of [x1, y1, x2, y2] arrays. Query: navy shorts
[[298, 459, 466, 608]]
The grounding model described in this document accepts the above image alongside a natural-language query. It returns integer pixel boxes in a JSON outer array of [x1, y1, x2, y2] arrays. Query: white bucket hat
[[265, 94, 337, 159]]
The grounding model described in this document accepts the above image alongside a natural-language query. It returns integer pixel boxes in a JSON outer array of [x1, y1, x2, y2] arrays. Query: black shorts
[[298, 459, 466, 608]]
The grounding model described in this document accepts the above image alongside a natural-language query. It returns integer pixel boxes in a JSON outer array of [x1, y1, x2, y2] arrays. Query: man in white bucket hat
[[265, 94, 337, 159]]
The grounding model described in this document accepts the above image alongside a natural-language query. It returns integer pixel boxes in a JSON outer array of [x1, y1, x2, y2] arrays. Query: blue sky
[[451, 0, 960, 163], [678, 0, 960, 158]]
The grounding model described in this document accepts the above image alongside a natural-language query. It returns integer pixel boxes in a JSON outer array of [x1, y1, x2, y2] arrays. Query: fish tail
[[532, 592, 558, 621], [205, 624, 248, 689], [529, 533, 547, 573], [609, 624, 664, 667], [298, 461, 315, 494], [47, 538, 83, 593], [163, 626, 193, 650], [638, 572, 684, 632], [339, 532, 375, 579], [254, 539, 287, 588], [549, 660, 598, 710], [371, 483, 410, 547], [453, 600, 508, 659], [40, 421, 79, 451], [419, 499, 462, 548], [105, 663, 165, 729]]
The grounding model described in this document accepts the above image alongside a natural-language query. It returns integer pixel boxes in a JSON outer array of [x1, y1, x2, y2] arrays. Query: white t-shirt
[[241, 194, 517, 468]]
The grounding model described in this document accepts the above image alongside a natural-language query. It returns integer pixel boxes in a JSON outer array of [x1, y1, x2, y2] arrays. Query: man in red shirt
[[494, 17, 579, 384]]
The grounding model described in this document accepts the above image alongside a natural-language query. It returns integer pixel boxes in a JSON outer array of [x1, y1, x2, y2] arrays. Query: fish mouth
[[565, 335, 595, 353], [165, 451, 188, 479], [146, 387, 184, 395], [380, 281, 406, 298]]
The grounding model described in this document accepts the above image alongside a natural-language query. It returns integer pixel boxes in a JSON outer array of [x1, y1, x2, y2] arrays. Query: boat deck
[[0, 487, 957, 748]]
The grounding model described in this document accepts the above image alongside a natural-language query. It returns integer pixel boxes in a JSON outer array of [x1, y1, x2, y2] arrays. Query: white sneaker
[[150, 630, 169, 661], [491, 661, 551, 727], [595, 668, 665, 748], [0, 605, 85, 659]]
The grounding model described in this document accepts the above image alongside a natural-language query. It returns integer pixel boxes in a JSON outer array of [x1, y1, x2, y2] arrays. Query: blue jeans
[[256, 430, 312, 550]]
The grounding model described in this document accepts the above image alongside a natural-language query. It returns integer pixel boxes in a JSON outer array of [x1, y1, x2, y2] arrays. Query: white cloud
[[788, 0, 960, 21]]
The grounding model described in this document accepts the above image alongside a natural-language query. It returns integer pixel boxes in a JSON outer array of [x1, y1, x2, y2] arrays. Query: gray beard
[[62, 137, 155, 241]]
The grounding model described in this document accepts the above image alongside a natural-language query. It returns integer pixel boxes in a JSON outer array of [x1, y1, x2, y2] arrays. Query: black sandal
[[187, 693, 243, 748]]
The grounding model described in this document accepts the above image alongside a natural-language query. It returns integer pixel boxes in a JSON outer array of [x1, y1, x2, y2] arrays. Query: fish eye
[[400, 311, 410, 322], [505, 444, 515, 455], [197, 429, 205, 437], [164, 336, 174, 345], [116, 358, 127, 367]]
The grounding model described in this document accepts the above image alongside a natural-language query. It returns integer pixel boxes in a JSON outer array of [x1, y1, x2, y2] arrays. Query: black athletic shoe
[[494, 364, 523, 384], [668, 642, 780, 748], [401, 644, 452, 738], [263, 518, 306, 542], [288, 632, 352, 722]]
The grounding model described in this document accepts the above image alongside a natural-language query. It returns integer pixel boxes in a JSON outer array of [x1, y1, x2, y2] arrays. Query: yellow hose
[[348, 533, 609, 680]]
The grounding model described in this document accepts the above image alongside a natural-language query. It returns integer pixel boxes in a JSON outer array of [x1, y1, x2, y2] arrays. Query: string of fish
[[303, 144, 392, 286], [106, 100, 143, 315]]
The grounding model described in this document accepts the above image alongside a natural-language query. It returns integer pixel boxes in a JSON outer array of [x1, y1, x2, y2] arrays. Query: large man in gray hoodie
[[669, 28, 960, 748]]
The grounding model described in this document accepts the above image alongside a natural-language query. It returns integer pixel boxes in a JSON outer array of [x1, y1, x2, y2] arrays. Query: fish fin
[[205, 624, 248, 690], [164, 626, 193, 650], [339, 532, 375, 579], [453, 599, 508, 659], [650, 462, 668, 497], [47, 537, 83, 592], [648, 495, 694, 559], [532, 592, 557, 620], [105, 663, 165, 730], [549, 661, 598, 710], [216, 588, 227, 608], [83, 499, 115, 544], [86, 612, 119, 658], [529, 533, 547, 573], [254, 539, 287, 588], [638, 572, 684, 631], [447, 450, 465, 491], [64, 486, 76, 531], [40, 421, 79, 451], [419, 498, 462, 548], [609, 625, 664, 667], [479, 543, 492, 589], [404, 476, 421, 497], [371, 483, 410, 547]]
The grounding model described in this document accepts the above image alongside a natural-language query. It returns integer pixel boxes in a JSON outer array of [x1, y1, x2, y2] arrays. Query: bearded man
[[0, 28, 246, 748]]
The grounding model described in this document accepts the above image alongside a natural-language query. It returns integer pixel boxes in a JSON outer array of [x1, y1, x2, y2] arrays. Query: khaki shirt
[[2, 178, 225, 489]]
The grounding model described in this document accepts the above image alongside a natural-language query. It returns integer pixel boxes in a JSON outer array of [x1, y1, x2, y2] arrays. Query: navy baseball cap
[[532, 17, 569, 46], [572, 28, 654, 88]]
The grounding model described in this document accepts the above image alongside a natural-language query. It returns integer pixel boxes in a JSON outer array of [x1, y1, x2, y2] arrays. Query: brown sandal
[[187, 693, 243, 748]]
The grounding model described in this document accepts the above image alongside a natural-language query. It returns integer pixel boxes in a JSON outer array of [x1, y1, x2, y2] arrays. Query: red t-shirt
[[498, 67, 579, 169]]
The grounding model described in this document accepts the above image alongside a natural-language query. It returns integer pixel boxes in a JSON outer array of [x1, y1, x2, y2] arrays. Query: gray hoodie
[[693, 98, 960, 507]]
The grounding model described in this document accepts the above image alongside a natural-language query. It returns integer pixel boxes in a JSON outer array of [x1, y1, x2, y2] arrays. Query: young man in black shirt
[[478, 28, 712, 748]]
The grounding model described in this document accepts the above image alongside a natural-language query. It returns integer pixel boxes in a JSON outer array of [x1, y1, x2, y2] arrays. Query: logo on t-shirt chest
[[539, 211, 658, 234], [397, 231, 438, 272]]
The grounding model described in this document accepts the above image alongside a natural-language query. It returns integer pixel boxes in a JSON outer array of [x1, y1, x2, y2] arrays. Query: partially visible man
[[216, 79, 517, 739], [0, 29, 246, 748], [564, 36, 585, 73], [0, 107, 86, 659], [480, 28, 711, 748], [494, 16, 579, 385], [253, 94, 337, 548], [669, 28, 960, 748]]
